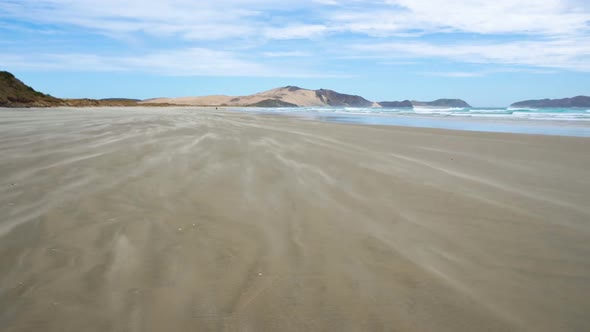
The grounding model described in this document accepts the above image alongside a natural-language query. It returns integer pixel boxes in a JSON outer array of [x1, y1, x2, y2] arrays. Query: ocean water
[[237, 106, 590, 137]]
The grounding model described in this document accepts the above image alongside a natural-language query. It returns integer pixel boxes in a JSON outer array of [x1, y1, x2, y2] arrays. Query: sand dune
[[143, 95, 236, 106], [248, 87, 321, 106], [0, 108, 589, 331], [142, 86, 374, 107], [145, 87, 326, 106], [142, 87, 323, 106]]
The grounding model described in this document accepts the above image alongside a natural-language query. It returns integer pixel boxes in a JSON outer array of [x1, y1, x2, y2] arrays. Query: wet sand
[[1, 108, 589, 332]]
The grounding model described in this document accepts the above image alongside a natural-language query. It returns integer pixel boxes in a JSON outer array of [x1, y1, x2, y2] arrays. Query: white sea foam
[[467, 109, 510, 114], [413, 107, 466, 112], [507, 107, 539, 111], [242, 106, 590, 122]]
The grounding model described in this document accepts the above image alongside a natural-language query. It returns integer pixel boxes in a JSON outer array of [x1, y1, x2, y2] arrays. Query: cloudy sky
[[1, 0, 589, 105]]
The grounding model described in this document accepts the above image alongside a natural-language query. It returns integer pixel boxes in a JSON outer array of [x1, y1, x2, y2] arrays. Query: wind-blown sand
[[1, 108, 589, 332]]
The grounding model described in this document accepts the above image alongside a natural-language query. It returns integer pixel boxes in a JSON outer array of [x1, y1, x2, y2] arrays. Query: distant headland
[[511, 96, 590, 108]]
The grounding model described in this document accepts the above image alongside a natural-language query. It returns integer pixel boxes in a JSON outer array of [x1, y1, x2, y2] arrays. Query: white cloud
[[351, 37, 590, 71], [263, 25, 329, 39], [0, 0, 320, 41], [1, 0, 589, 73], [6, 0, 585, 41], [422, 71, 486, 78], [421, 68, 558, 77], [0, 48, 329, 77], [262, 51, 312, 57], [330, 0, 590, 37]]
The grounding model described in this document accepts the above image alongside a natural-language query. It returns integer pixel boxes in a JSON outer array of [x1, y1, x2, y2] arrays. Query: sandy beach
[[1, 108, 589, 332]]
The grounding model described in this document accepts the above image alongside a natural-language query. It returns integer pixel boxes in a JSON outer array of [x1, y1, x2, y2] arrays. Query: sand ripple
[[1, 107, 589, 331]]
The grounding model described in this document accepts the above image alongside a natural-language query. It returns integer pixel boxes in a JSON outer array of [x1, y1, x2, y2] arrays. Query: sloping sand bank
[[1, 108, 589, 331]]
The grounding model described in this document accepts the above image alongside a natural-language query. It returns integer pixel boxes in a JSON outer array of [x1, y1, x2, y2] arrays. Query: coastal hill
[[411, 99, 471, 108], [143, 86, 375, 107], [2, 70, 475, 108], [377, 100, 414, 108], [0, 71, 172, 107], [144, 87, 473, 108], [511, 96, 590, 108], [0, 71, 62, 107]]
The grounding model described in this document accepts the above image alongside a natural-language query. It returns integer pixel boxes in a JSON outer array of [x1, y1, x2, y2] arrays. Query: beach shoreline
[[4, 106, 590, 137], [1, 108, 589, 331]]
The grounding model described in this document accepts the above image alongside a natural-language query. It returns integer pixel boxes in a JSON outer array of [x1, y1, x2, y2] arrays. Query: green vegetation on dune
[[378, 100, 413, 108], [315, 88, 373, 107], [411, 99, 471, 108], [0, 71, 61, 106], [248, 99, 298, 107], [0, 71, 178, 108]]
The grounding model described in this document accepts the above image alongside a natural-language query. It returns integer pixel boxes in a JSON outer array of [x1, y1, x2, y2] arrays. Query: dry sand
[[0, 108, 589, 332]]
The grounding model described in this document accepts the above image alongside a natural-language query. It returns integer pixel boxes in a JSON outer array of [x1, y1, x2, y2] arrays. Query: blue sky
[[1, 0, 589, 106]]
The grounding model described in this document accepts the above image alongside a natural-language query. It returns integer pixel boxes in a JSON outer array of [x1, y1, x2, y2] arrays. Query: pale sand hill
[[142, 87, 332, 107], [1, 108, 589, 332], [248, 87, 323, 106], [142, 95, 236, 106]]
